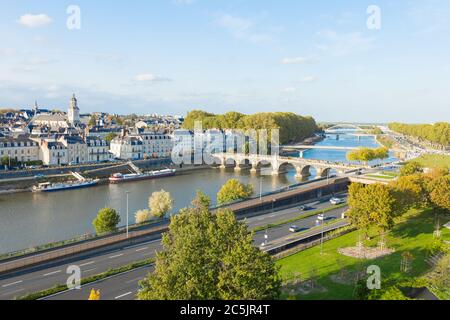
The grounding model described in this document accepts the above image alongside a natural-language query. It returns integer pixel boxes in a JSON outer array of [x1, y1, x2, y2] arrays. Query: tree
[[92, 208, 121, 234], [88, 115, 97, 127], [389, 122, 450, 147], [347, 183, 373, 235], [191, 190, 211, 210], [399, 161, 423, 176], [217, 179, 253, 205], [182, 110, 319, 144], [135, 209, 151, 224], [428, 175, 450, 212], [390, 173, 429, 209], [137, 205, 281, 300], [149, 190, 174, 218], [104, 132, 117, 144], [347, 147, 389, 164], [88, 289, 101, 300], [348, 183, 401, 237]]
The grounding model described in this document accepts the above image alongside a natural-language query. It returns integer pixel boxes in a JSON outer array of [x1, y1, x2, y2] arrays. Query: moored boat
[[32, 179, 100, 192], [109, 168, 176, 184]]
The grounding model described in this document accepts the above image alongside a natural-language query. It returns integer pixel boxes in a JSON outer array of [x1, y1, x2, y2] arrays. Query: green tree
[[149, 190, 174, 218], [191, 190, 211, 210], [104, 133, 117, 144], [428, 175, 450, 212], [346, 147, 389, 164], [390, 173, 429, 209], [348, 183, 401, 236], [137, 206, 281, 300], [88, 115, 97, 127], [92, 208, 121, 234], [399, 161, 423, 176], [217, 179, 253, 205]]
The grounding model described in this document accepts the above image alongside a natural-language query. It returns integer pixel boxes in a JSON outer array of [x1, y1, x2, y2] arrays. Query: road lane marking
[[2, 280, 23, 288], [43, 270, 62, 277], [135, 247, 148, 252], [109, 253, 124, 259], [1, 288, 24, 297], [83, 268, 97, 273], [115, 291, 133, 300], [126, 277, 143, 284], [80, 261, 95, 267]]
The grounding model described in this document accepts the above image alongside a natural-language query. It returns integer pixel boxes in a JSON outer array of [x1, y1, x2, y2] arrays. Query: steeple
[[68, 94, 80, 126], [34, 101, 39, 114]]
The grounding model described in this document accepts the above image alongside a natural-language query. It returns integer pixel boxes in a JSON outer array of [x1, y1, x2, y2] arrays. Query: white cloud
[[280, 56, 319, 65], [0, 48, 16, 56], [133, 73, 172, 83], [282, 87, 296, 93], [17, 14, 52, 28], [173, 0, 196, 5], [316, 30, 375, 56], [26, 58, 59, 65], [299, 76, 318, 83], [216, 14, 272, 43]]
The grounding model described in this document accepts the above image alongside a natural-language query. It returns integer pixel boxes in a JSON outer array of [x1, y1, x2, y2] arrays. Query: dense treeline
[[389, 122, 450, 146], [182, 110, 318, 144]]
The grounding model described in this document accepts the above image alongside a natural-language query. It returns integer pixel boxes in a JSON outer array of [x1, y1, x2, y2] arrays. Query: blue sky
[[0, 0, 449, 122]]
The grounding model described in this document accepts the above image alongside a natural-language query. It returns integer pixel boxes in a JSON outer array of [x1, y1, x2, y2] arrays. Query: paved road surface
[[0, 195, 347, 300]]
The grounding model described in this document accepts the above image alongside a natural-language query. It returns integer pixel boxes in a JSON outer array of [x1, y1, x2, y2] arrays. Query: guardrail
[[0, 224, 168, 274], [264, 220, 351, 255]]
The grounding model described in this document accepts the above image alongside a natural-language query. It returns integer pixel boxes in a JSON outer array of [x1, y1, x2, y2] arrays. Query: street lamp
[[318, 213, 325, 255], [264, 230, 269, 246], [259, 175, 263, 201], [126, 191, 130, 238]]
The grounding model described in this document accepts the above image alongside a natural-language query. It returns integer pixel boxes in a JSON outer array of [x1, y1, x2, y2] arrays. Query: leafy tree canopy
[[137, 205, 281, 300]]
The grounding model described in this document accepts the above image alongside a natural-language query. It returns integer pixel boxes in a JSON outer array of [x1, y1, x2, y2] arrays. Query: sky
[[0, 0, 449, 123]]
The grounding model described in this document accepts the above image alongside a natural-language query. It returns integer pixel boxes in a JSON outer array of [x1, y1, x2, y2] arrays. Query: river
[[0, 134, 396, 253]]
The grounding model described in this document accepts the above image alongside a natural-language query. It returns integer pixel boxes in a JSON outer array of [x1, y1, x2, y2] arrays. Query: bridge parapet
[[214, 153, 366, 177]]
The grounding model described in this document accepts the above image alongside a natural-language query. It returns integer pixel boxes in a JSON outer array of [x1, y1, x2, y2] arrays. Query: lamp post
[[318, 213, 325, 255], [259, 176, 263, 201], [126, 191, 130, 238]]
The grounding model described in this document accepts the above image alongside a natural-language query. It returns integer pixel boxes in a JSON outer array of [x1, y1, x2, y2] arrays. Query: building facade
[[86, 136, 112, 162], [0, 137, 40, 163]]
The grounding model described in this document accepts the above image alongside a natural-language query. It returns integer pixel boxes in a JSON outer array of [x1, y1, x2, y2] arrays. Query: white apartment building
[[58, 135, 88, 164], [38, 139, 68, 166], [86, 136, 112, 162], [0, 137, 40, 163], [110, 133, 172, 160], [171, 129, 193, 156], [141, 133, 172, 159], [110, 135, 143, 160]]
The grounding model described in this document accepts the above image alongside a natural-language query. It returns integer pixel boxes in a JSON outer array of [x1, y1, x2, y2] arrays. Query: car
[[330, 197, 344, 205], [34, 174, 45, 179], [289, 225, 302, 233], [298, 205, 312, 211]]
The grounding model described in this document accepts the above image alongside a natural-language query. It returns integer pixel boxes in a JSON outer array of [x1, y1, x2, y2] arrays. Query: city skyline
[[1, 0, 450, 122]]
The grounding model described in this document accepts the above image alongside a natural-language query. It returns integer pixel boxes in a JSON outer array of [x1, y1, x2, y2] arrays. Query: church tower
[[68, 94, 80, 126]]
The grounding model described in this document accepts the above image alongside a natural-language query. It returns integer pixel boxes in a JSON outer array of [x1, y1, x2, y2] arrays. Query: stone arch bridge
[[214, 153, 367, 179]]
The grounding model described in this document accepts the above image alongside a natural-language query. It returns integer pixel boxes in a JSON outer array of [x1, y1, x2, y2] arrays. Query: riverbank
[[0, 162, 214, 194]]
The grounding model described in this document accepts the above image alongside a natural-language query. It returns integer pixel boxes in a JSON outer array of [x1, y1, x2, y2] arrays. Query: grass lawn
[[276, 208, 450, 300], [413, 154, 450, 170], [365, 174, 396, 180]]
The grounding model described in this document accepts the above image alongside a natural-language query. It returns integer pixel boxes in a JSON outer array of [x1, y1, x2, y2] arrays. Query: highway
[[0, 195, 347, 300]]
